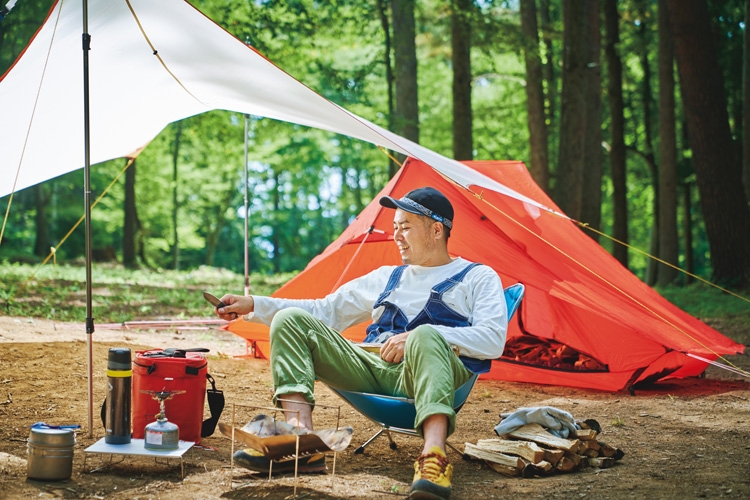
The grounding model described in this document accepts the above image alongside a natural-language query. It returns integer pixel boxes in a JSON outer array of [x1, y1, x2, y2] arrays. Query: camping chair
[[328, 283, 525, 455]]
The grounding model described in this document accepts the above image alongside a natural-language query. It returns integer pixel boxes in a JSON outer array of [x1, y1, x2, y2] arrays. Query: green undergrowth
[[656, 282, 750, 326], [0, 261, 295, 324]]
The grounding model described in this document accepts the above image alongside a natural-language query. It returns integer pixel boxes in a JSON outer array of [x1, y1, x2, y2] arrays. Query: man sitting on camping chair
[[216, 186, 507, 500]]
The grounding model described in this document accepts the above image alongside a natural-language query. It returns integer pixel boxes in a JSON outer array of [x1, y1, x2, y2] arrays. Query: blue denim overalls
[[363, 262, 491, 373]]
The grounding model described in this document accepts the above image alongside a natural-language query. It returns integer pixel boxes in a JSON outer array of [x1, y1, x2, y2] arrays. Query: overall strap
[[430, 262, 482, 297], [372, 265, 407, 307]]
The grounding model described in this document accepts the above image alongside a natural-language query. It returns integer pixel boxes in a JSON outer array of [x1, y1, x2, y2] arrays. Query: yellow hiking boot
[[409, 446, 452, 500]]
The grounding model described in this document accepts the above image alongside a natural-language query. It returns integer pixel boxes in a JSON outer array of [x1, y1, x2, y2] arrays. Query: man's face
[[392, 208, 441, 266]]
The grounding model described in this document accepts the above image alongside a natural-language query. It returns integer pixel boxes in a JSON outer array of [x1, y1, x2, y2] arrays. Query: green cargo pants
[[268, 307, 473, 437]]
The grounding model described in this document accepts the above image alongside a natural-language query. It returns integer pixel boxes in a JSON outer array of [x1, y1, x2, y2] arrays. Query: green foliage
[[0, 261, 295, 323], [0, 0, 55, 73]]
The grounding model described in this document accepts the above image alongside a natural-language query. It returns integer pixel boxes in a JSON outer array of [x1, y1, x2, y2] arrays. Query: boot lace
[[417, 452, 449, 481]]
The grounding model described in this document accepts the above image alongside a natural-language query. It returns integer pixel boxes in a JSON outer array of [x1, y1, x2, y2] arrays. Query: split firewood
[[598, 442, 625, 459], [464, 442, 525, 470], [485, 461, 521, 477], [581, 439, 600, 452], [519, 346, 546, 362], [557, 345, 578, 358], [476, 438, 546, 464], [574, 428, 599, 440], [555, 456, 577, 472], [527, 460, 553, 474], [543, 447, 564, 466], [583, 448, 600, 458], [562, 452, 584, 467], [502, 337, 611, 371], [506, 423, 582, 453], [578, 419, 602, 432]]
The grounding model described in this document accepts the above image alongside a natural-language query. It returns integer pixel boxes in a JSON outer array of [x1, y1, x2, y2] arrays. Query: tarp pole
[[82, 0, 95, 439], [243, 113, 250, 296]]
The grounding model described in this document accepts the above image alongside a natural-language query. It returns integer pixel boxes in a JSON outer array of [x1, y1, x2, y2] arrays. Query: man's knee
[[269, 307, 311, 340], [405, 325, 445, 356]]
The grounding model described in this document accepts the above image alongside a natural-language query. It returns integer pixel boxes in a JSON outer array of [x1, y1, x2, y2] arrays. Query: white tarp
[[0, 0, 560, 217]]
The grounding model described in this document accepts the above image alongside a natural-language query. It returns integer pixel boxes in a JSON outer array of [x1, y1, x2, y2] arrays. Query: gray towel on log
[[494, 406, 580, 438]]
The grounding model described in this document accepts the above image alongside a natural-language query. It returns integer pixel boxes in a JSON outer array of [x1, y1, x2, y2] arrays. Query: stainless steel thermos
[[105, 347, 132, 444]]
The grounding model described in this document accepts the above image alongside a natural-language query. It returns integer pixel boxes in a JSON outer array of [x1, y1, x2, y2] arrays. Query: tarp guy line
[[14, 158, 136, 299], [0, 3, 65, 247], [124, 0, 207, 107]]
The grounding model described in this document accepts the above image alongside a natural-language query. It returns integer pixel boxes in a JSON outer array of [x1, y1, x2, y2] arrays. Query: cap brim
[[379, 196, 423, 216]]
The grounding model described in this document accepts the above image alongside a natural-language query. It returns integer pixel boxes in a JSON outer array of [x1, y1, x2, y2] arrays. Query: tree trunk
[[171, 121, 182, 271], [204, 184, 234, 268], [391, 0, 419, 148], [377, 0, 399, 177], [666, 0, 750, 286], [123, 159, 138, 269], [743, 0, 750, 202], [637, 12, 658, 285], [33, 184, 50, 258], [603, 0, 628, 267], [539, 0, 556, 131], [657, 0, 679, 286], [520, 0, 550, 193], [554, 0, 589, 219], [682, 182, 695, 284], [580, 0, 602, 236], [452, 0, 473, 160]]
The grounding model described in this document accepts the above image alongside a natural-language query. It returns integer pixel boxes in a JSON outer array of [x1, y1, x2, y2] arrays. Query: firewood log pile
[[464, 421, 624, 477], [500, 336, 608, 371]]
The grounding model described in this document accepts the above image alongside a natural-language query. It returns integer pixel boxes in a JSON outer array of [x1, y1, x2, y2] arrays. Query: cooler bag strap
[[201, 373, 224, 437], [142, 347, 210, 359]]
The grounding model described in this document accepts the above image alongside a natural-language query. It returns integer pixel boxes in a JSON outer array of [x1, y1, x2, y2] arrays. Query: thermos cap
[[107, 348, 131, 370]]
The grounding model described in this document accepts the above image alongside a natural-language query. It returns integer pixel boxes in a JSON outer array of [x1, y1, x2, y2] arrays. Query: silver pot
[[27, 427, 76, 481]]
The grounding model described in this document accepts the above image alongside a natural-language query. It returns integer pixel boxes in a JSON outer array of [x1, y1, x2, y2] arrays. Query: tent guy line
[[686, 353, 750, 379], [580, 222, 750, 307]]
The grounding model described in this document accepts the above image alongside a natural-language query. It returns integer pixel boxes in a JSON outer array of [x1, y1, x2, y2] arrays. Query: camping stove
[[142, 389, 185, 450]]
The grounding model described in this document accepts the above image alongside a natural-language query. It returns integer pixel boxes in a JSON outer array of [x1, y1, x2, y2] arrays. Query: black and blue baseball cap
[[379, 186, 454, 229]]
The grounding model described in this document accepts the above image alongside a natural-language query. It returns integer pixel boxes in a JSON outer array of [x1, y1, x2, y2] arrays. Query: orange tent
[[226, 158, 744, 392]]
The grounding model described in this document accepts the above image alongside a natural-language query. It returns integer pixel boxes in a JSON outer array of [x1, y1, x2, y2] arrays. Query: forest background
[[1, 0, 750, 293]]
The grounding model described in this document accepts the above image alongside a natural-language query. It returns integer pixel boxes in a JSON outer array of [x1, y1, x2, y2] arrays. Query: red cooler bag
[[132, 348, 222, 444]]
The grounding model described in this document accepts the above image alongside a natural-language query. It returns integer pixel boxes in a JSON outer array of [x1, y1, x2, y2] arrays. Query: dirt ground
[[0, 315, 749, 499]]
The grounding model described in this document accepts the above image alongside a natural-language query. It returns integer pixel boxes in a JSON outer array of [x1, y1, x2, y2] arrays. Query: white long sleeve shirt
[[248, 257, 508, 360]]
